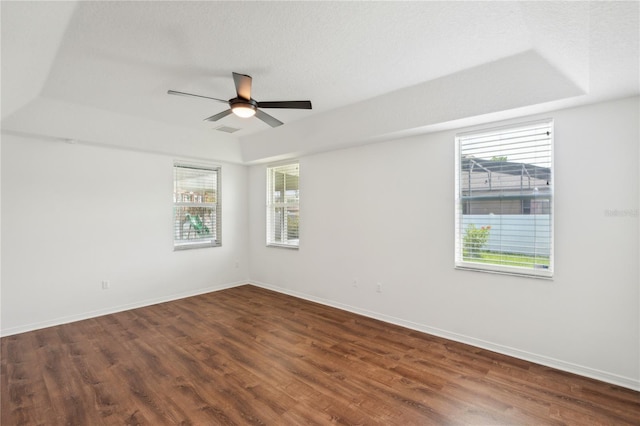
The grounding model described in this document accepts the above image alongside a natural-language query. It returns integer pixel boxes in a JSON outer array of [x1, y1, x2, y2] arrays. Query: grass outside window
[[462, 251, 550, 269]]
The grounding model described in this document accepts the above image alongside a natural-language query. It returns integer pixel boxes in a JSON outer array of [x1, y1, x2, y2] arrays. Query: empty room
[[1, 1, 639, 424]]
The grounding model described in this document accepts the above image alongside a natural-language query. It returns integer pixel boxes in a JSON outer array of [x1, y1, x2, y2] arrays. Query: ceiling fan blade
[[258, 100, 312, 109], [204, 109, 233, 122], [168, 90, 228, 104], [232, 72, 252, 100], [255, 109, 284, 127]]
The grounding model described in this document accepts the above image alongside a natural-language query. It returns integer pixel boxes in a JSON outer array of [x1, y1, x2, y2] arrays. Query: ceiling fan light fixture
[[231, 106, 256, 118], [231, 104, 256, 118]]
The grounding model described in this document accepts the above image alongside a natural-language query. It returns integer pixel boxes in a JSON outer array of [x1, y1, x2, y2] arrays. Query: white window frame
[[173, 162, 221, 250], [454, 120, 554, 278], [267, 162, 300, 248]]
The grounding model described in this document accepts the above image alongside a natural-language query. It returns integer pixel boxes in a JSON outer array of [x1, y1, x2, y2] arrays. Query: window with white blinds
[[267, 163, 299, 248], [173, 163, 221, 250], [455, 120, 553, 277]]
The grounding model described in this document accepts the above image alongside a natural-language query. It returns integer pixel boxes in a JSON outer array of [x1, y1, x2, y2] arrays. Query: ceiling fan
[[168, 72, 312, 128]]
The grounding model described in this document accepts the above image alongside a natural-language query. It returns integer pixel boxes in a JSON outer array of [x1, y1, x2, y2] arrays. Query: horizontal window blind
[[455, 120, 553, 277], [173, 163, 220, 250], [267, 163, 299, 248]]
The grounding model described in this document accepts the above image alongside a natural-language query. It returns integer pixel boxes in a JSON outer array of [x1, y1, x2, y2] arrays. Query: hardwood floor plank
[[2, 285, 639, 425]]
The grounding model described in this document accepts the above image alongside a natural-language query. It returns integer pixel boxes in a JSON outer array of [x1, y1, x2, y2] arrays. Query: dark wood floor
[[2, 285, 639, 425]]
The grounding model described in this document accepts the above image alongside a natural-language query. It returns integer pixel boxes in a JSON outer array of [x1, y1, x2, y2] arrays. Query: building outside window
[[173, 162, 221, 250], [455, 120, 553, 277]]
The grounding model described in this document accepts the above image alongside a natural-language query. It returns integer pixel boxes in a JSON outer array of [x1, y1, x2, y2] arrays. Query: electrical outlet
[[101, 280, 110, 290], [352, 279, 358, 288], [376, 282, 382, 293]]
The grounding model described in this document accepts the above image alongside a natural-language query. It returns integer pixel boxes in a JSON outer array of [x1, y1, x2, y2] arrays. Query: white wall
[[1, 133, 249, 335], [248, 96, 640, 390]]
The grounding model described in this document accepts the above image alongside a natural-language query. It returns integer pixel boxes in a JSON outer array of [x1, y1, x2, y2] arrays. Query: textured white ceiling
[[2, 1, 639, 163]]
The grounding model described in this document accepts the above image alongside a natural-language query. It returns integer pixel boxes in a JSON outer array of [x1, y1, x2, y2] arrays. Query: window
[[173, 163, 221, 250], [455, 120, 553, 277], [267, 163, 299, 248]]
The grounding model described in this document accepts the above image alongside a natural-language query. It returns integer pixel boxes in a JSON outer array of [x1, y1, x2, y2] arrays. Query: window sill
[[174, 241, 220, 251], [266, 243, 299, 250], [455, 262, 553, 280]]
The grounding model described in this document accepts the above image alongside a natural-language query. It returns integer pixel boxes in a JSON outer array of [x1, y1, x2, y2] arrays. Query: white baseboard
[[0, 280, 247, 337], [249, 280, 640, 392]]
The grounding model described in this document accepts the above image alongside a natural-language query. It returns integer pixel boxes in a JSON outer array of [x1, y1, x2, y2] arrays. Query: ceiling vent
[[215, 125, 241, 134]]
